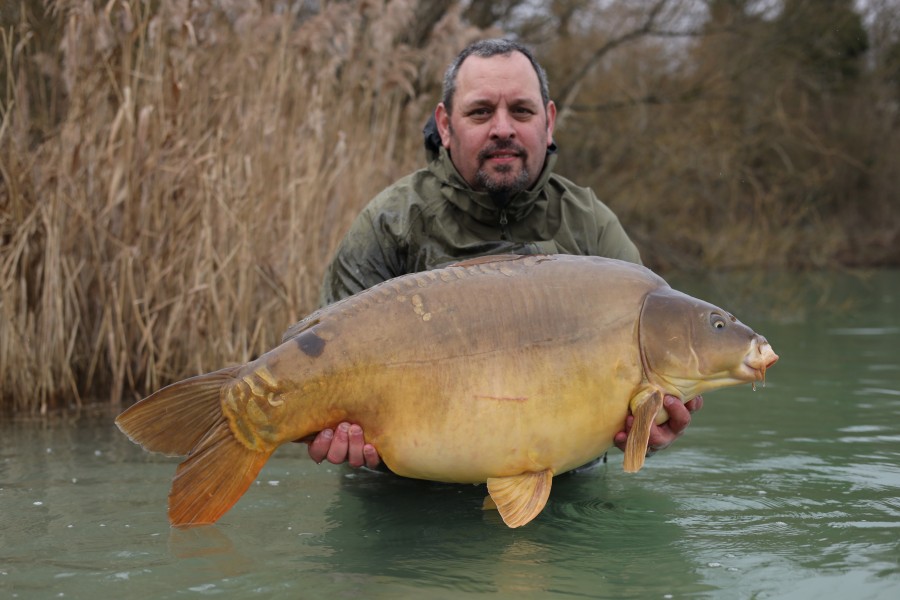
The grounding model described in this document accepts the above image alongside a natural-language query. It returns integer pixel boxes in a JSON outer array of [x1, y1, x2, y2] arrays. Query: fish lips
[[741, 338, 779, 381]]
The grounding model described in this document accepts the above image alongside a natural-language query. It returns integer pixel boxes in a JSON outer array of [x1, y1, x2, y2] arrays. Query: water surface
[[2, 270, 898, 599]]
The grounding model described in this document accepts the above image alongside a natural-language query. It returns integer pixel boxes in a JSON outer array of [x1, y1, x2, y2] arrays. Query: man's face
[[436, 52, 557, 198]]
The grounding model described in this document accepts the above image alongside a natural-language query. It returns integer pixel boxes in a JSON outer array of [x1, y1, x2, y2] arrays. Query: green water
[[2, 270, 898, 599]]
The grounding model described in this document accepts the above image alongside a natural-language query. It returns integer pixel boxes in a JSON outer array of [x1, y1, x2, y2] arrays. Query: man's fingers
[[347, 424, 366, 467], [363, 444, 381, 469], [647, 396, 691, 450], [685, 395, 704, 413], [325, 422, 351, 464], [304, 421, 381, 468], [615, 395, 701, 457], [662, 396, 692, 435], [307, 428, 334, 463]]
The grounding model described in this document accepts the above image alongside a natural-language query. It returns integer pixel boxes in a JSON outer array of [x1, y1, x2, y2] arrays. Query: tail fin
[[115, 366, 242, 456], [169, 418, 272, 526], [115, 365, 272, 526]]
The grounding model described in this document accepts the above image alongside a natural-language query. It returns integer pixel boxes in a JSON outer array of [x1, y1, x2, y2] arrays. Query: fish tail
[[115, 366, 241, 456], [115, 366, 272, 526], [168, 417, 273, 526]]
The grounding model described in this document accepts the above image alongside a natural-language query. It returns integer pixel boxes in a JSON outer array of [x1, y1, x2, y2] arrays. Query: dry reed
[[0, 0, 483, 413], [1, 0, 898, 414]]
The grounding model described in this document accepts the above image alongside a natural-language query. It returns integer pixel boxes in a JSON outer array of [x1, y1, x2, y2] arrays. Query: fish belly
[[336, 350, 639, 483]]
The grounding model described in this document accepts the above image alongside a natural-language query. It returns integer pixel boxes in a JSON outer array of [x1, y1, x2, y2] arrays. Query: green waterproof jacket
[[319, 143, 641, 306]]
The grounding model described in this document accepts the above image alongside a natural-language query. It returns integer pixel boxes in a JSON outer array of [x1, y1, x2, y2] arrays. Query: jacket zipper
[[499, 209, 510, 240]]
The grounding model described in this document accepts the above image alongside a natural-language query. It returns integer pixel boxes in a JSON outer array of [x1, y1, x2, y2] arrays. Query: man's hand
[[613, 395, 703, 456], [303, 422, 381, 469]]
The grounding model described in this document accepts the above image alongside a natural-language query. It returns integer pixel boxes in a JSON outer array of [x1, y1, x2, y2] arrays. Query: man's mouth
[[479, 143, 526, 165], [486, 153, 519, 164]]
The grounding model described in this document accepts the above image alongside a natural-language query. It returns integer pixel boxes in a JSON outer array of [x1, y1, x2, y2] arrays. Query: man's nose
[[490, 110, 516, 139]]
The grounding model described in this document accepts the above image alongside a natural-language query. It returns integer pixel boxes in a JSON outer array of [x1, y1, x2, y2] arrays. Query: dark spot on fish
[[296, 330, 326, 358]]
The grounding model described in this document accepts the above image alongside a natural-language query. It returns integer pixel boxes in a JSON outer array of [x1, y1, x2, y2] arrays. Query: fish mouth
[[741, 337, 779, 383]]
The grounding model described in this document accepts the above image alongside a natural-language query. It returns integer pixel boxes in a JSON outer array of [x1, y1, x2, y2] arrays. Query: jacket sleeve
[[597, 216, 642, 265], [318, 207, 405, 306], [589, 191, 643, 266]]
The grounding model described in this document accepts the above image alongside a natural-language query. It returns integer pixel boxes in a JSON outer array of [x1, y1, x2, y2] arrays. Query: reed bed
[[1, 0, 898, 414], [0, 0, 482, 413]]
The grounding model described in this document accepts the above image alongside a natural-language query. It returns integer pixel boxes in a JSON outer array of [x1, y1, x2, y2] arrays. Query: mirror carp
[[116, 254, 778, 528]]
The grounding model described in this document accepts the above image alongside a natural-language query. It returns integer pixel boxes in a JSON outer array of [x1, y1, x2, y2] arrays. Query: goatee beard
[[475, 140, 530, 206], [476, 168, 530, 207]]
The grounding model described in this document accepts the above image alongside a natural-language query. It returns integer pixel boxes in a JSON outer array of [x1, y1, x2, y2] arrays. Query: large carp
[[116, 254, 778, 528]]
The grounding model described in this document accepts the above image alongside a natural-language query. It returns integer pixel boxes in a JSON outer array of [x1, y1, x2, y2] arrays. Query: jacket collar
[[428, 145, 558, 225]]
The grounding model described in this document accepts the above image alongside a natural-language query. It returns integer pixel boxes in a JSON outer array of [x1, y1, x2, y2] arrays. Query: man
[[305, 39, 702, 471]]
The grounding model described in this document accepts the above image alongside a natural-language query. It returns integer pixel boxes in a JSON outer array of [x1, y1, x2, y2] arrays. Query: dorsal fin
[[449, 254, 530, 268], [485, 469, 553, 528], [281, 316, 321, 344]]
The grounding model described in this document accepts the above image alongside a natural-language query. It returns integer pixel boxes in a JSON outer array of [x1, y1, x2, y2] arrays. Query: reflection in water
[[305, 468, 709, 598], [1, 270, 899, 598]]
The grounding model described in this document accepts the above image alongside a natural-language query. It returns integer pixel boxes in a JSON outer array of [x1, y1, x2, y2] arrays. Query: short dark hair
[[441, 39, 551, 115]]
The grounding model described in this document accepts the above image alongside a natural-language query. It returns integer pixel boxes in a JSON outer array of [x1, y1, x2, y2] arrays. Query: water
[[2, 270, 899, 599]]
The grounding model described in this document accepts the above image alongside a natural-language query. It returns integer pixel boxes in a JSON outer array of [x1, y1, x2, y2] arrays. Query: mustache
[[477, 139, 527, 163]]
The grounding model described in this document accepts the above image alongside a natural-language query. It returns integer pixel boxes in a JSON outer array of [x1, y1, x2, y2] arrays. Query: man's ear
[[545, 100, 557, 147], [435, 103, 452, 148]]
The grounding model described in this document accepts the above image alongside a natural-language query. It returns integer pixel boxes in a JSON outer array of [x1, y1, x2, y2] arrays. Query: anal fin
[[623, 388, 664, 473], [485, 469, 553, 528]]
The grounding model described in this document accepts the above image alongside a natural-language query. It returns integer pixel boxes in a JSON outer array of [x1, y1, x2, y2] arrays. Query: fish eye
[[710, 314, 727, 329]]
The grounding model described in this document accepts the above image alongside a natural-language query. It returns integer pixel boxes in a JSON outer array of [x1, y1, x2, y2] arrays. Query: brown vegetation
[[1, 0, 898, 413]]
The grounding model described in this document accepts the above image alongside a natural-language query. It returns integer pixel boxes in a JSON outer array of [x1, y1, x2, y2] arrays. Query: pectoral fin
[[623, 388, 664, 473], [485, 469, 553, 528]]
